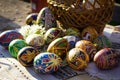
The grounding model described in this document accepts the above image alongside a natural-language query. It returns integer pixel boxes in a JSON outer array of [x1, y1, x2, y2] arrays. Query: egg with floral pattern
[[34, 52, 62, 73]]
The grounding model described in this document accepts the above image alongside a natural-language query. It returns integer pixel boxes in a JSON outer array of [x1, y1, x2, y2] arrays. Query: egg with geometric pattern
[[25, 13, 38, 25], [93, 35, 112, 50], [44, 28, 63, 44], [34, 52, 63, 73], [9, 39, 28, 58], [0, 30, 23, 49], [63, 35, 81, 50], [67, 48, 89, 70], [75, 40, 97, 61], [81, 26, 98, 41], [94, 48, 119, 70], [17, 46, 39, 66]]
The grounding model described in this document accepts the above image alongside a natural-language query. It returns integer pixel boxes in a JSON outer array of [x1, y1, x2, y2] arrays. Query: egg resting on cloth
[[75, 40, 97, 61], [37, 7, 57, 30], [47, 38, 69, 60], [34, 52, 62, 73], [0, 30, 23, 49], [67, 48, 89, 70], [9, 39, 28, 58], [17, 46, 39, 66], [81, 26, 98, 41], [93, 35, 112, 50], [94, 48, 119, 70]]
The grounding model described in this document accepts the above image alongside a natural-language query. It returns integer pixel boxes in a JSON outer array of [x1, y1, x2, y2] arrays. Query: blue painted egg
[[26, 13, 38, 25], [37, 7, 57, 30], [63, 35, 81, 50], [17, 46, 39, 66], [0, 30, 23, 49], [34, 52, 62, 73]]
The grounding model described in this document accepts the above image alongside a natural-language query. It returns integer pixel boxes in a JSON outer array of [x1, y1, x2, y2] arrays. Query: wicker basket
[[47, 0, 114, 34]]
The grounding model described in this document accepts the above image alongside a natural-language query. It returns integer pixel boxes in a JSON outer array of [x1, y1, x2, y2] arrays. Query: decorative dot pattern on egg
[[93, 35, 112, 50], [34, 52, 63, 73], [26, 34, 45, 47], [9, 39, 28, 58], [81, 26, 98, 41], [26, 13, 38, 25], [44, 28, 63, 44], [17, 46, 39, 66], [47, 38, 69, 60], [63, 35, 81, 50], [75, 40, 97, 61], [0, 30, 23, 49], [67, 48, 89, 70], [37, 7, 57, 30], [94, 48, 119, 70]]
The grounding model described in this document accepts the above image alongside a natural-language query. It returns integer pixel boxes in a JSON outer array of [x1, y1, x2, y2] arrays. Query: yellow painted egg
[[67, 48, 89, 70], [47, 38, 69, 60], [81, 26, 98, 41], [75, 40, 97, 61], [17, 46, 39, 66]]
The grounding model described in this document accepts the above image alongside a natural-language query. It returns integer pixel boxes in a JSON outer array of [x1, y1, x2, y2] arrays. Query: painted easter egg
[[17, 46, 39, 66], [26, 13, 38, 25], [9, 39, 28, 58], [47, 38, 69, 60], [63, 35, 81, 50], [94, 48, 119, 70], [93, 35, 112, 50], [67, 48, 89, 70], [26, 34, 45, 47], [65, 27, 80, 36], [37, 7, 57, 30], [44, 28, 63, 44], [0, 30, 23, 49], [81, 26, 98, 41], [34, 52, 62, 73], [75, 40, 97, 61]]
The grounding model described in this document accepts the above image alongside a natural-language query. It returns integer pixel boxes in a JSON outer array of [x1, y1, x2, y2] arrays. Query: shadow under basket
[[47, 0, 114, 35]]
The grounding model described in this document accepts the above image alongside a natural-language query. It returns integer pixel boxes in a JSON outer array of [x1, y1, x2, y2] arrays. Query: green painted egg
[[9, 39, 28, 58], [44, 28, 63, 44], [93, 35, 112, 50]]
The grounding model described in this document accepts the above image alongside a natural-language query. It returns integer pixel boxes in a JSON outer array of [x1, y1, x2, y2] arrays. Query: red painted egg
[[94, 48, 119, 70], [0, 30, 23, 49]]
